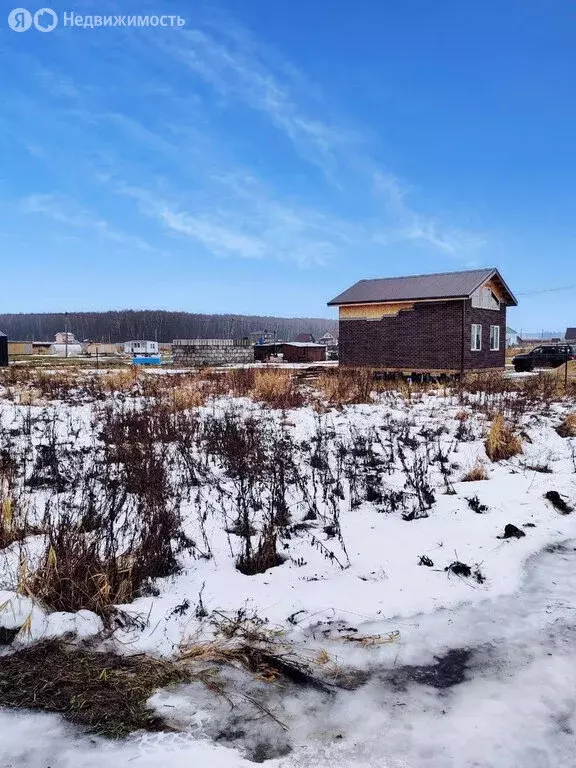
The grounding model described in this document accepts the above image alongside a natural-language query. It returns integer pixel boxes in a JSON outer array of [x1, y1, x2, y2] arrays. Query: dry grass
[[223, 368, 256, 397], [181, 637, 336, 693], [0, 639, 192, 737], [251, 369, 303, 408], [315, 368, 376, 405], [461, 462, 488, 482], [485, 413, 523, 461], [166, 382, 206, 411], [17, 548, 137, 617], [98, 368, 139, 393], [551, 360, 576, 379], [557, 413, 576, 438]]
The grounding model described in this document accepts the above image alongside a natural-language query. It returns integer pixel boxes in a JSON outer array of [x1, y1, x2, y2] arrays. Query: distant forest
[[0, 310, 338, 343]]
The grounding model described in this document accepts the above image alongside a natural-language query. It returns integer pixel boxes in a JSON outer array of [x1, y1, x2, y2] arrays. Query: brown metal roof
[[293, 333, 316, 343], [328, 267, 517, 306]]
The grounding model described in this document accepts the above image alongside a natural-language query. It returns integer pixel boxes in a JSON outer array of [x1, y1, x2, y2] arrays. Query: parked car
[[512, 344, 576, 372]]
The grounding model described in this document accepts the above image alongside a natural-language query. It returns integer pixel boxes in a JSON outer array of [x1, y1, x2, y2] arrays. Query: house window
[[471, 324, 482, 351], [490, 325, 500, 351]]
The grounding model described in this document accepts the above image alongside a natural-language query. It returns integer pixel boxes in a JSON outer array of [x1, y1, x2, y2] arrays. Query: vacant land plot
[[0, 366, 575, 767]]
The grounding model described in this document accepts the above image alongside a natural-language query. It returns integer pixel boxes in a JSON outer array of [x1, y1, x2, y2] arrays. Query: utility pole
[[65, 312, 69, 358]]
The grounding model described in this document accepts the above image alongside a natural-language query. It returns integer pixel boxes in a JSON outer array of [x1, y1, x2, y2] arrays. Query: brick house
[[328, 267, 517, 372]]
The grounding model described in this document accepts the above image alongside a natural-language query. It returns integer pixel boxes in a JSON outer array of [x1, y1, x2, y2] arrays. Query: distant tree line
[[0, 310, 338, 344]]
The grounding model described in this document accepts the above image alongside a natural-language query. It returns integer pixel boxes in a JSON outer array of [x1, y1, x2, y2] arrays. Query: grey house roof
[[566, 328, 576, 340], [328, 267, 517, 307]]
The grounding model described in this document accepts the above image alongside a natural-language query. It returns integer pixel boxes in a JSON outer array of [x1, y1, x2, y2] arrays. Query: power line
[[516, 284, 576, 296]]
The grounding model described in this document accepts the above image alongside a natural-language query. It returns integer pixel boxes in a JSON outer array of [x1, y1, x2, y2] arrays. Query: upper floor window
[[472, 286, 500, 310]]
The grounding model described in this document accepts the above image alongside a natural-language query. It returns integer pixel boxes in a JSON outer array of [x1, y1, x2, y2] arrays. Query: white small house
[[124, 340, 159, 355], [506, 327, 520, 347], [55, 331, 76, 344], [318, 332, 338, 347]]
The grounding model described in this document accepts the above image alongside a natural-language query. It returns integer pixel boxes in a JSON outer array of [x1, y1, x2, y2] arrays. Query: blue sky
[[0, 0, 575, 331]]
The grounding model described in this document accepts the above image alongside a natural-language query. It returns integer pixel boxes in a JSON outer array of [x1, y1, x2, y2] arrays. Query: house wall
[[253, 344, 326, 363], [463, 303, 506, 369], [339, 301, 415, 319], [282, 345, 326, 364], [253, 344, 279, 362], [0, 335, 8, 367], [339, 299, 507, 371]]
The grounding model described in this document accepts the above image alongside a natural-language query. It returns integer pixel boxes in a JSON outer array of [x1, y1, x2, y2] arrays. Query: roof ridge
[[357, 267, 495, 284]]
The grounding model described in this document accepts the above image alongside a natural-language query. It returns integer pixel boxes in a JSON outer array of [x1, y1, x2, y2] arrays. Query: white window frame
[[490, 325, 500, 351], [471, 324, 482, 351]]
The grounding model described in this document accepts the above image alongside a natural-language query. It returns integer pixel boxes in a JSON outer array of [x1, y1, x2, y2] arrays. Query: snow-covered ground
[[0, 379, 575, 767], [2, 542, 576, 767]]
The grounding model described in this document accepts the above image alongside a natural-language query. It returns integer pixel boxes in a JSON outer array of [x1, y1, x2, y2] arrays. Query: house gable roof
[[328, 267, 518, 307], [294, 333, 316, 343]]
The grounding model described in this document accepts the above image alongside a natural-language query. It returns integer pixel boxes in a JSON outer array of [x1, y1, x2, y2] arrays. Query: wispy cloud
[[21, 194, 155, 253], [117, 177, 358, 266], [162, 21, 487, 261], [372, 171, 486, 256], [10, 11, 488, 275], [166, 26, 353, 177]]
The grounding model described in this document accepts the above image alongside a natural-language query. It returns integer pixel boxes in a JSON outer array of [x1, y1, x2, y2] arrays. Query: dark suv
[[512, 344, 576, 372]]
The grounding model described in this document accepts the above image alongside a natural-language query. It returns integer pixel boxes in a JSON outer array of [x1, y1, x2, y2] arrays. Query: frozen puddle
[[2, 541, 576, 767]]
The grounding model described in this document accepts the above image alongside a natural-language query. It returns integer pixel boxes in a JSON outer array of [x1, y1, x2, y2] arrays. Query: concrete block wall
[[172, 339, 254, 366]]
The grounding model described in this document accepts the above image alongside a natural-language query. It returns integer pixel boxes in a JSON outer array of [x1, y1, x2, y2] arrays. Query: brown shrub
[[521, 373, 562, 401], [315, 368, 375, 405], [557, 413, 576, 438], [166, 382, 206, 411], [485, 413, 523, 461], [98, 368, 139, 393], [227, 368, 257, 397], [251, 369, 303, 408], [461, 463, 488, 482], [459, 371, 514, 395]]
